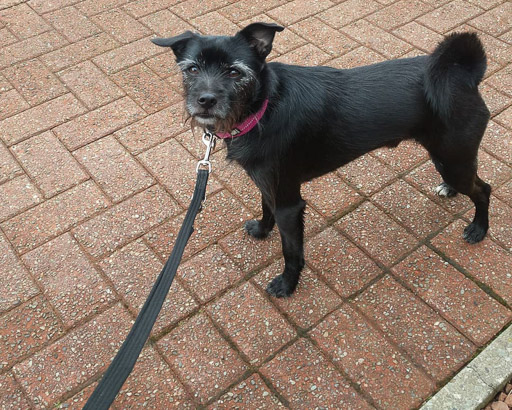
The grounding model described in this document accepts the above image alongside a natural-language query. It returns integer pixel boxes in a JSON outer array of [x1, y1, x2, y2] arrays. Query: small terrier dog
[[152, 23, 491, 298]]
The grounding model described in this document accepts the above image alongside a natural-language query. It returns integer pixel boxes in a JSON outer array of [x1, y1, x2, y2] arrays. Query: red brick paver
[[208, 282, 296, 365], [13, 304, 132, 407], [210, 373, 284, 409], [355, 275, 476, 381], [0, 1, 510, 408], [0, 93, 86, 146], [393, 246, 512, 346], [0, 233, 39, 313], [22, 233, 115, 328], [113, 347, 194, 408], [0, 295, 62, 371], [74, 135, 154, 202], [57, 60, 125, 110], [254, 261, 342, 329], [260, 338, 372, 408], [312, 304, 435, 409], [12, 131, 88, 198], [3, 58, 67, 106], [0, 142, 22, 183], [98, 239, 197, 335], [158, 312, 248, 404]]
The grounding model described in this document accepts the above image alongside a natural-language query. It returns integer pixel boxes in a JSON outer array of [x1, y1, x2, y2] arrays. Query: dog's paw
[[266, 274, 297, 298], [463, 222, 487, 244], [245, 220, 271, 239], [435, 182, 457, 198]]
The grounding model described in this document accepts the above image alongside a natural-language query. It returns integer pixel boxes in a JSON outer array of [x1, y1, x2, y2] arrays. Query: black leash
[[84, 132, 216, 409]]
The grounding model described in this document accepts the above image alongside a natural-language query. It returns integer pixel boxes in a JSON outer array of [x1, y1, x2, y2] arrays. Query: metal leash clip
[[196, 130, 216, 174], [195, 130, 217, 209]]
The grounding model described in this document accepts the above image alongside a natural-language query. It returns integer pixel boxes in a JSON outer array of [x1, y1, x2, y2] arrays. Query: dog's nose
[[197, 94, 217, 109]]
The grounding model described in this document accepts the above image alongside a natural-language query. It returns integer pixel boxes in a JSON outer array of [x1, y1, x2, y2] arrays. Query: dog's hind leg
[[430, 154, 491, 243], [266, 187, 306, 297], [245, 196, 275, 239], [463, 175, 491, 243], [432, 159, 458, 197]]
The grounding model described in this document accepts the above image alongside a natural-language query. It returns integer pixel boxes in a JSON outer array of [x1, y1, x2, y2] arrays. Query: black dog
[[152, 23, 491, 297]]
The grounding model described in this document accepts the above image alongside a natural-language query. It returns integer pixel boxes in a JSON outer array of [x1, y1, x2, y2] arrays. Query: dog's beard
[[184, 101, 246, 134]]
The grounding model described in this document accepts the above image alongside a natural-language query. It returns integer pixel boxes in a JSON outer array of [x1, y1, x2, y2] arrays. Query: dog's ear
[[151, 31, 197, 59], [237, 22, 284, 59]]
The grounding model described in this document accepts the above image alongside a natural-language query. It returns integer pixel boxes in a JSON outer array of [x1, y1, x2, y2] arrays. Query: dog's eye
[[188, 65, 199, 75], [228, 68, 241, 78]]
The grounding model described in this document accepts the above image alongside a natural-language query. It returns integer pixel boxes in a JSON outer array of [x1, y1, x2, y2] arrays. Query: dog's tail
[[424, 32, 486, 122]]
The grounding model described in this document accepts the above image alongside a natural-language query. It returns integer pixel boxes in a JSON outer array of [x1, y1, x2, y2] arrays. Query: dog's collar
[[212, 99, 269, 139]]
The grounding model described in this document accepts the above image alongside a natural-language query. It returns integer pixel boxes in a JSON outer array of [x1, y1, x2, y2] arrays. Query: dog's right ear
[[237, 22, 285, 59], [151, 31, 196, 59]]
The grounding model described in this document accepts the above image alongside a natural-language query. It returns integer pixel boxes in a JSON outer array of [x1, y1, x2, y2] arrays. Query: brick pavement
[[0, 0, 511, 408]]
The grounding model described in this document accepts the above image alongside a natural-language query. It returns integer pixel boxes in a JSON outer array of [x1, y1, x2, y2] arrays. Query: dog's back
[[253, 33, 489, 180]]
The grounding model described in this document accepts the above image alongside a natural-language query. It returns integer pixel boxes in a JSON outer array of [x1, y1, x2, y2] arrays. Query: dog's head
[[151, 23, 284, 132]]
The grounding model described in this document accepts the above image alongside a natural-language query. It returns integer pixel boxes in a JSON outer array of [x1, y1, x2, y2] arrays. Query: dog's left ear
[[151, 31, 197, 59], [237, 22, 285, 59]]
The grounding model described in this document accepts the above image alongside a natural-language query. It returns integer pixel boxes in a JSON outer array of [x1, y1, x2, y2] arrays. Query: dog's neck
[[212, 98, 269, 139]]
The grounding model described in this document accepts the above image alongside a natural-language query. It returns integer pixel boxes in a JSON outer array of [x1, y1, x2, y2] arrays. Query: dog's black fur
[[152, 23, 491, 298]]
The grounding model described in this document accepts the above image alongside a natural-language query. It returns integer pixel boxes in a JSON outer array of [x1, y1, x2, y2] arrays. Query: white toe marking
[[435, 184, 451, 197]]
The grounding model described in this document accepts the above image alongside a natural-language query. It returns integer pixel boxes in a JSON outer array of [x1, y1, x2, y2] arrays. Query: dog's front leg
[[267, 197, 306, 298], [245, 196, 275, 239]]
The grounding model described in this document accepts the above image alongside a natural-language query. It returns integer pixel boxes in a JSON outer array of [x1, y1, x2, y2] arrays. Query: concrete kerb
[[421, 323, 512, 410]]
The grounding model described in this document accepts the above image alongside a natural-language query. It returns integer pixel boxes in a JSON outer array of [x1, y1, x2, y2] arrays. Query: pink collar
[[214, 99, 269, 139]]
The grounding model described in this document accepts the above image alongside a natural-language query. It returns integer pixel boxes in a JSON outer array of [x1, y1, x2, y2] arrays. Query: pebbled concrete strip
[[421, 324, 512, 410]]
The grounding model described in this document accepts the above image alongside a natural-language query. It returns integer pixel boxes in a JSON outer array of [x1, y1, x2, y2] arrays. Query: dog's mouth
[[193, 112, 217, 124], [195, 113, 215, 119], [186, 103, 238, 132]]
